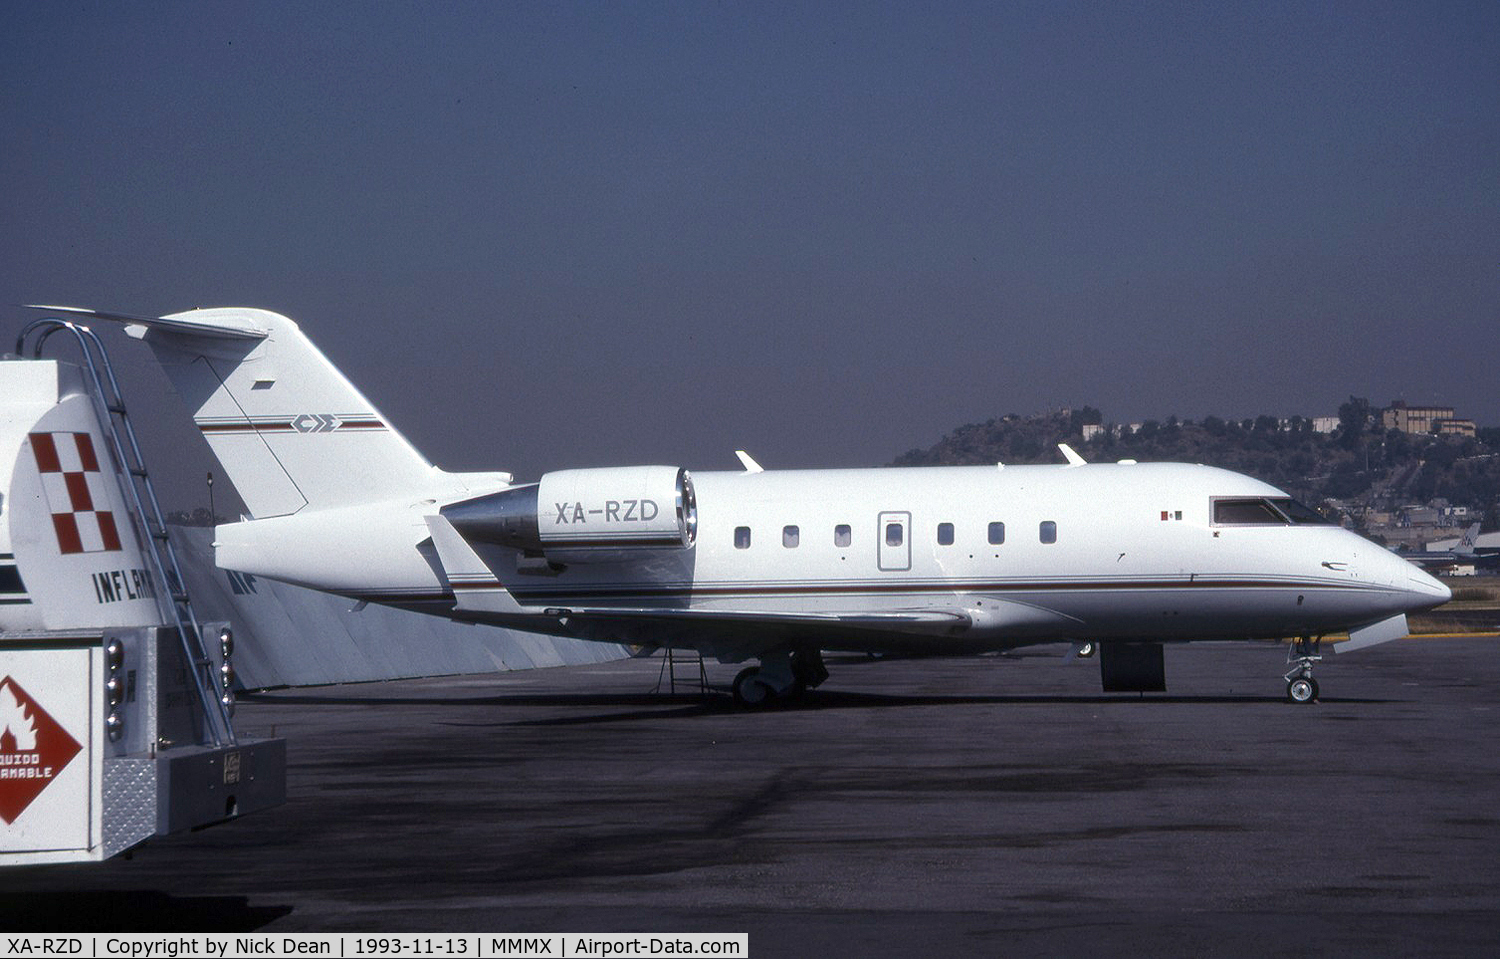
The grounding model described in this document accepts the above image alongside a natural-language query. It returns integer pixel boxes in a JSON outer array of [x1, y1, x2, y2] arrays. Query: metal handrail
[[16, 317, 236, 746]]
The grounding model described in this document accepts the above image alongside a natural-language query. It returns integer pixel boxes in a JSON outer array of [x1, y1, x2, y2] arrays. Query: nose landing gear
[[1284, 636, 1322, 704]]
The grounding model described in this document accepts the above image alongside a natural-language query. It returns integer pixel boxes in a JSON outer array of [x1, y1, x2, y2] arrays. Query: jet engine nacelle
[[442, 466, 697, 565]]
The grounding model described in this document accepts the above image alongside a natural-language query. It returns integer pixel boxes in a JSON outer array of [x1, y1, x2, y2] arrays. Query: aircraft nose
[[1385, 553, 1451, 610], [1411, 567, 1452, 605]]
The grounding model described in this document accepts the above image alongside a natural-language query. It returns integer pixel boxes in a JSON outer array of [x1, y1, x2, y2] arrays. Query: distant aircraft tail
[[32, 306, 439, 518], [1456, 522, 1482, 555]]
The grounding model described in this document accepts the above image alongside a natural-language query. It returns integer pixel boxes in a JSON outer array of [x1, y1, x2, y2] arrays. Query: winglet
[[1058, 443, 1087, 467], [735, 450, 764, 473]]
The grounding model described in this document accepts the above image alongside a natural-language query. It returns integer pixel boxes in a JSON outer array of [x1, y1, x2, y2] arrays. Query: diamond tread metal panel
[[101, 757, 156, 858]]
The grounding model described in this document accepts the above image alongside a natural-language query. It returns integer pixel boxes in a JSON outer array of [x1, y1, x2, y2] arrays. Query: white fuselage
[[215, 461, 1449, 658], [36, 305, 1455, 695]]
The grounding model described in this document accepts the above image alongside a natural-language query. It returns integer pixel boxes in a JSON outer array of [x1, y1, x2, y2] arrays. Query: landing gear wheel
[[732, 667, 774, 707], [1287, 676, 1319, 704], [1284, 636, 1323, 705]]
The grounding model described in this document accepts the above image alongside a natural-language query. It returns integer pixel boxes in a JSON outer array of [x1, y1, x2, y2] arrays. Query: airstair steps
[[16, 317, 236, 747]]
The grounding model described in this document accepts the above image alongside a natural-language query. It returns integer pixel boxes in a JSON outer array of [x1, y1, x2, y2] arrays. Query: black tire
[[732, 667, 774, 707], [1287, 676, 1316, 704]]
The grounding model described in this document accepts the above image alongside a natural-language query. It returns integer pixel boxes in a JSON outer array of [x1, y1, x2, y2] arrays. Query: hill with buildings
[[893, 398, 1500, 548]]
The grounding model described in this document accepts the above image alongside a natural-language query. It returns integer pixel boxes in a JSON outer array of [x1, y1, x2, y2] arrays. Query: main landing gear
[[1284, 636, 1322, 704], [732, 648, 829, 707]]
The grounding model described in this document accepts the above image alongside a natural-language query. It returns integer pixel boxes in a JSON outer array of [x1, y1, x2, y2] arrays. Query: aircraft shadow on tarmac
[[240, 687, 1390, 728], [491, 689, 1391, 726], [0, 891, 292, 932]]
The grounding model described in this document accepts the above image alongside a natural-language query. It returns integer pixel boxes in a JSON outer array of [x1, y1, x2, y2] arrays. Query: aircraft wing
[[531, 604, 972, 632], [424, 515, 977, 639]]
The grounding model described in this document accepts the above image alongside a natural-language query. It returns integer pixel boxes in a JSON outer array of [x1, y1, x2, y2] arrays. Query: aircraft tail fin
[[34, 306, 438, 518], [1456, 522, 1482, 555]]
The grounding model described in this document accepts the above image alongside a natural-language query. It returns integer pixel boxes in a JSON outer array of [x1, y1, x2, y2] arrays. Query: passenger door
[[877, 511, 911, 571]]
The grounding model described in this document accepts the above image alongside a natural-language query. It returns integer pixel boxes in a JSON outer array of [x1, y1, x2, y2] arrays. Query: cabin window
[[988, 522, 1005, 545], [783, 525, 800, 548], [937, 522, 954, 545], [885, 523, 904, 547], [834, 524, 852, 547], [734, 526, 751, 549], [1040, 521, 1057, 544]]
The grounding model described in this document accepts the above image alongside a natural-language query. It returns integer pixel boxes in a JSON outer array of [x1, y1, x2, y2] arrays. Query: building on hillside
[[1380, 527, 1427, 548], [1435, 418, 1477, 437], [1312, 416, 1338, 434], [1382, 400, 1475, 437], [1399, 505, 1440, 527]]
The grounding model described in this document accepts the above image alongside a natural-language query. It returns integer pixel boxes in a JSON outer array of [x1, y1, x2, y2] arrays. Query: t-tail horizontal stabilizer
[[27, 305, 270, 341], [34, 304, 442, 519]]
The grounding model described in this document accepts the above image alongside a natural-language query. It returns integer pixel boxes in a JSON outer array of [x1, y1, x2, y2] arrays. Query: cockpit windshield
[[1212, 497, 1332, 526], [1270, 498, 1330, 524]]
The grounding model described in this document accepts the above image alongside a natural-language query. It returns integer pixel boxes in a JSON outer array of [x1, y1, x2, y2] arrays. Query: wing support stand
[[656, 647, 708, 697]]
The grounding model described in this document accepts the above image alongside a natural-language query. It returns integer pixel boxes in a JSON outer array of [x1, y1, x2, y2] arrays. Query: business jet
[[29, 306, 1451, 705]]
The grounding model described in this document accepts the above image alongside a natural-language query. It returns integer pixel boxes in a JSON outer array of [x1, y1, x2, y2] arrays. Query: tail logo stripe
[[196, 414, 384, 435], [292, 413, 341, 433]]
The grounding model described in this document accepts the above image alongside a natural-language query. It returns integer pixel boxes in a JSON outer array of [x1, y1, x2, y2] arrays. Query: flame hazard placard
[[1, 676, 83, 823], [0, 649, 94, 854]]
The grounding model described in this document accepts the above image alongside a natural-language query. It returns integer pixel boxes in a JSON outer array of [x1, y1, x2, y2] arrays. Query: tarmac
[[4, 637, 1500, 957]]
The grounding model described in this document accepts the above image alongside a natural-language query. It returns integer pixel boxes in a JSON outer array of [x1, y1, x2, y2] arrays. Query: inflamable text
[[91, 568, 155, 605]]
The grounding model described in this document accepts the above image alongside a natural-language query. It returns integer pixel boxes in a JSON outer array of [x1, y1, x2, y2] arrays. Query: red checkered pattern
[[29, 432, 122, 555]]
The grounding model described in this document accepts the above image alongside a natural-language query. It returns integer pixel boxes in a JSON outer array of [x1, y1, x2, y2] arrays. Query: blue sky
[[3, 2, 1496, 508]]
